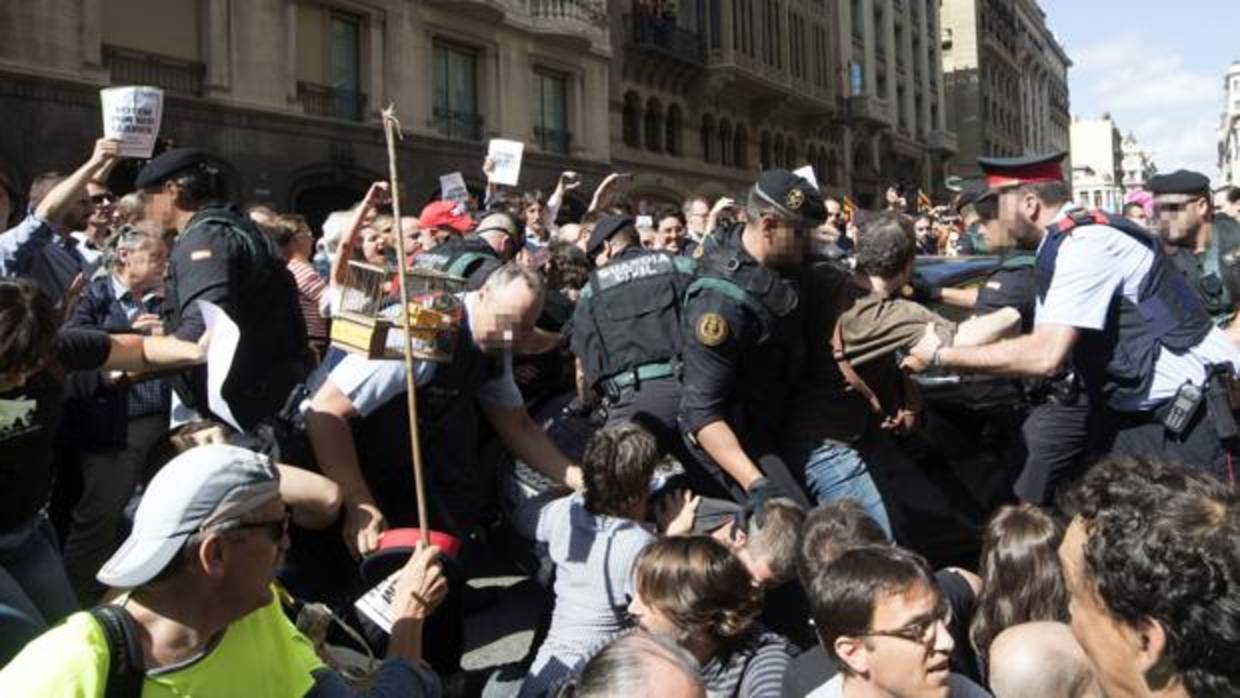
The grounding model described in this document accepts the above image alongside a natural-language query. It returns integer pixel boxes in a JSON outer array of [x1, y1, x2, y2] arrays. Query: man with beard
[[1149, 170, 1240, 324]]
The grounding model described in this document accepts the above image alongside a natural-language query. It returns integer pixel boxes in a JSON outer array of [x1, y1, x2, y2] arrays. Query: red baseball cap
[[418, 200, 474, 235]]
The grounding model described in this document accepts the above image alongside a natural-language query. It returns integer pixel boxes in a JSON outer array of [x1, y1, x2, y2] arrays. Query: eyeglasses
[[225, 512, 289, 543], [855, 597, 952, 648]]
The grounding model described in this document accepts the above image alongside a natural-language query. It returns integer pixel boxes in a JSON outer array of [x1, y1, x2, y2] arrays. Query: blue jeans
[[0, 513, 79, 665], [783, 439, 893, 538]]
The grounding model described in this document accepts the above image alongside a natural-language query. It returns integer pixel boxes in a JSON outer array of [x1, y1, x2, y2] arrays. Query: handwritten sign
[[487, 139, 525, 187], [100, 86, 164, 158]]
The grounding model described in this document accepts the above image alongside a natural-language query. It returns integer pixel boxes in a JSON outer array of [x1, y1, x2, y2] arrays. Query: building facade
[[1070, 114, 1125, 213], [0, 0, 613, 229], [939, 0, 1070, 180], [1217, 61, 1240, 188], [1121, 130, 1157, 192]]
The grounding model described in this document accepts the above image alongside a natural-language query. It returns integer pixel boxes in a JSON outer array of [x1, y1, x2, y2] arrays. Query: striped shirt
[[700, 631, 791, 698], [287, 257, 328, 341]]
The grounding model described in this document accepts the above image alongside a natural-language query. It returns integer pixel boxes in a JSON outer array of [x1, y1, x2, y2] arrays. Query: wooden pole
[[381, 105, 430, 548]]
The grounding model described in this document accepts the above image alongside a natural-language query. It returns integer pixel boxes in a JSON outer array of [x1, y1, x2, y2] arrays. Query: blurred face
[[142, 185, 179, 233], [654, 216, 685, 253], [86, 182, 116, 234], [1153, 194, 1209, 246], [472, 278, 543, 352], [995, 190, 1045, 250], [761, 214, 807, 271], [686, 199, 710, 234], [120, 238, 169, 294], [1059, 518, 1153, 698], [360, 227, 389, 265], [835, 582, 954, 698]]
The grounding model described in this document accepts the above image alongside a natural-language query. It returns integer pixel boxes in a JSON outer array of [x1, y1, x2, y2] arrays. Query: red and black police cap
[[977, 151, 1068, 191]]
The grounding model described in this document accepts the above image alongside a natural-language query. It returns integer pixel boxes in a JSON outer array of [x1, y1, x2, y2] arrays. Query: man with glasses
[[70, 180, 117, 267], [678, 169, 823, 508], [806, 544, 987, 698], [1149, 170, 1240, 323], [909, 153, 1240, 482], [0, 443, 446, 696]]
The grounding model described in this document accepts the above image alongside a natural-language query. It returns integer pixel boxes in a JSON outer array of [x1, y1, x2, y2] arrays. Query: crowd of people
[[0, 134, 1238, 698]]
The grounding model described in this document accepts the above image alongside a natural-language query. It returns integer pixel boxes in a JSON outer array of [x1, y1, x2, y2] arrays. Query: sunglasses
[[227, 512, 290, 543]]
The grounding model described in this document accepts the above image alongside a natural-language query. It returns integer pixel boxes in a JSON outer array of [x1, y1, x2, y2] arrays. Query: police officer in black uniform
[[413, 210, 524, 290], [1149, 169, 1240, 324], [135, 148, 307, 431], [569, 214, 696, 455], [679, 170, 823, 507]]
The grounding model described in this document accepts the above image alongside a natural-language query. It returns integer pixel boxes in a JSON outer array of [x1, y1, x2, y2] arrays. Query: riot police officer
[[1149, 169, 1240, 324], [413, 207, 524, 290], [569, 214, 696, 454], [910, 152, 1240, 482], [135, 148, 307, 430], [678, 170, 824, 507]]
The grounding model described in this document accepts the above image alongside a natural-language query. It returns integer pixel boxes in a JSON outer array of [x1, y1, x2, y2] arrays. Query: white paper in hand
[[355, 569, 403, 634], [793, 165, 819, 190], [440, 171, 469, 204], [487, 139, 525, 186], [196, 300, 242, 432], [101, 86, 164, 158]]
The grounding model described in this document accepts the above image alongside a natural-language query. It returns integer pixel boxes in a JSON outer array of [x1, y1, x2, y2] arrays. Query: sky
[[1039, 0, 1235, 179]]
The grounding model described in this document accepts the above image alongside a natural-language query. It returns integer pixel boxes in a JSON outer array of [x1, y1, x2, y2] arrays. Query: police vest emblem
[[696, 312, 729, 346]]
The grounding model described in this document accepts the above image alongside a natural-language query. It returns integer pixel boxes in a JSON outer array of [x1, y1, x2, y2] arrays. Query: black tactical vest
[[413, 236, 501, 290]]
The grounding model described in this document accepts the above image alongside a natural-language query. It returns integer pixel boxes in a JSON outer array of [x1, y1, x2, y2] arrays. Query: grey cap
[[97, 444, 280, 588]]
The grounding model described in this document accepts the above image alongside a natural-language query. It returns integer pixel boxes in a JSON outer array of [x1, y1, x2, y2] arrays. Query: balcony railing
[[623, 14, 706, 66], [534, 125, 572, 154], [433, 107, 484, 141], [528, 0, 607, 26], [297, 81, 367, 121], [102, 44, 205, 96]]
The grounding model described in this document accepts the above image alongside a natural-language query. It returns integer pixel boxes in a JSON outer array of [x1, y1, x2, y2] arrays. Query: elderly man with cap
[[677, 169, 824, 508], [567, 214, 696, 456], [909, 152, 1240, 482], [136, 147, 308, 430], [413, 205, 524, 291], [1149, 169, 1240, 324], [0, 443, 446, 696]]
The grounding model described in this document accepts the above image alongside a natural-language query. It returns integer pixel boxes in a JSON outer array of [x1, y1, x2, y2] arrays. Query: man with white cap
[[0, 444, 447, 697]]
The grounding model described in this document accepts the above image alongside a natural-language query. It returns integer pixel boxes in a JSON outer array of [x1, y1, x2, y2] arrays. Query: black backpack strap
[[90, 604, 145, 698]]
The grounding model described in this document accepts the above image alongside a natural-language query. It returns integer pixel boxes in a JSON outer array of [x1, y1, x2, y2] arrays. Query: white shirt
[[1034, 207, 1240, 410]]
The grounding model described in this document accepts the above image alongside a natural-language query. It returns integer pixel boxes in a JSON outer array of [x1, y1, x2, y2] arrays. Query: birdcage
[[330, 260, 466, 362]]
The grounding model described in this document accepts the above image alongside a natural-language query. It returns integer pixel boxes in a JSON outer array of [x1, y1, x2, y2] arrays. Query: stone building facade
[[1070, 114, 1125, 213]]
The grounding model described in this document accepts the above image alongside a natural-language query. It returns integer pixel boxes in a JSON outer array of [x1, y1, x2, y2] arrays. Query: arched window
[[733, 125, 749, 169], [828, 149, 840, 184], [666, 104, 683, 156], [645, 98, 664, 152], [701, 114, 716, 163], [623, 92, 642, 147], [774, 134, 785, 168], [760, 131, 772, 170], [718, 119, 733, 166], [785, 138, 797, 168]]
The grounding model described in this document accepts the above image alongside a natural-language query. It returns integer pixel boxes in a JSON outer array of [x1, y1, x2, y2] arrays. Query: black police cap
[[953, 181, 993, 213], [751, 169, 826, 225], [1148, 169, 1211, 196], [134, 148, 215, 190], [586, 215, 636, 257]]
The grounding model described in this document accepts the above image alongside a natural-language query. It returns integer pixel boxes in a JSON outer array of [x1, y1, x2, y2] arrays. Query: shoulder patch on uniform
[[190, 249, 213, 261], [986, 280, 1002, 290], [696, 312, 729, 346]]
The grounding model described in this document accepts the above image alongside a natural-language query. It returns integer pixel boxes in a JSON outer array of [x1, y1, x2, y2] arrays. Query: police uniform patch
[[696, 313, 729, 346], [785, 189, 805, 211], [190, 249, 213, 261]]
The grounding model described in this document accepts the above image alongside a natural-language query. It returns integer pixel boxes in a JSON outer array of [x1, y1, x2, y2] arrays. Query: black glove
[[909, 271, 942, 303]]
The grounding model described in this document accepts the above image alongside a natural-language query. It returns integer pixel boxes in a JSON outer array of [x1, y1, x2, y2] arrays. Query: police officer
[[1149, 169, 1240, 324], [909, 152, 1240, 482], [413, 205, 524, 290], [569, 214, 696, 455], [679, 170, 823, 507], [135, 148, 307, 430]]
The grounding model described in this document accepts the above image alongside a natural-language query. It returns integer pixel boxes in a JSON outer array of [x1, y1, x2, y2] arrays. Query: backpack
[[90, 604, 145, 698]]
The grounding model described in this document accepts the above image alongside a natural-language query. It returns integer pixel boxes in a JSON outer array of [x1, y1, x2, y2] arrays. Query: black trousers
[[1016, 400, 1092, 505], [1089, 402, 1231, 483]]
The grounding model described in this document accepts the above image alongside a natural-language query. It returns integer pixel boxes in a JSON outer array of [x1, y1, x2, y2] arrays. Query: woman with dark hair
[[969, 503, 1069, 679], [515, 421, 666, 697], [628, 536, 791, 697]]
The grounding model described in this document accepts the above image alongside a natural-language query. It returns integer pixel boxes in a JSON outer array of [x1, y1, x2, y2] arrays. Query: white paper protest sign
[[100, 86, 164, 158], [487, 139, 525, 186], [197, 300, 243, 432], [439, 171, 469, 204], [355, 569, 402, 634], [794, 165, 819, 190]]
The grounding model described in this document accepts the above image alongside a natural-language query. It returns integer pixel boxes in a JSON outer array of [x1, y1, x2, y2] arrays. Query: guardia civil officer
[[909, 152, 1240, 481], [413, 205, 524, 290], [1149, 169, 1240, 324], [569, 214, 696, 454], [136, 148, 307, 430], [679, 170, 823, 507]]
